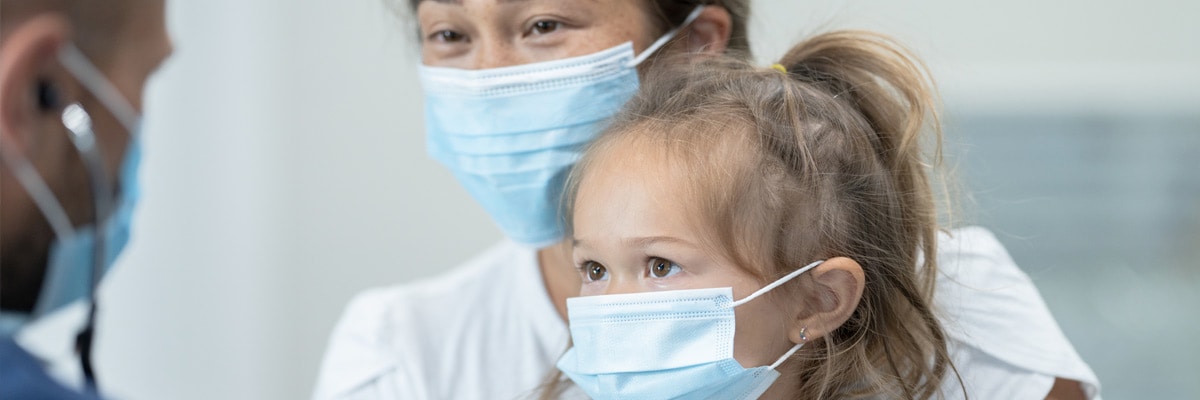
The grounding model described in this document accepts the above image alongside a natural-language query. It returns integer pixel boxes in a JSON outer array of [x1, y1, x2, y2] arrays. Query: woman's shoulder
[[314, 240, 546, 399], [935, 226, 1014, 269], [933, 226, 1100, 398], [341, 239, 539, 323], [934, 226, 1041, 295]]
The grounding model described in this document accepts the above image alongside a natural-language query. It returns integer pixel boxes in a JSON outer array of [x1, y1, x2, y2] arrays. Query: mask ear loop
[[730, 260, 824, 308], [733, 260, 823, 370], [770, 342, 805, 370], [628, 6, 707, 67], [0, 150, 76, 238]]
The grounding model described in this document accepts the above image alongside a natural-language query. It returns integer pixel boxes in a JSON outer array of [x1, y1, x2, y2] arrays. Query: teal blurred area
[[945, 112, 1200, 398]]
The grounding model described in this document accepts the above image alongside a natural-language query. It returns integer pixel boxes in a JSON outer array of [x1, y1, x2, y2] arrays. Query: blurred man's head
[[0, 0, 170, 314]]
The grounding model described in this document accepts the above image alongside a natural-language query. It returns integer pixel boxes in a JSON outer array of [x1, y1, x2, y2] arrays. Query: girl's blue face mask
[[556, 261, 824, 400], [417, 7, 704, 247]]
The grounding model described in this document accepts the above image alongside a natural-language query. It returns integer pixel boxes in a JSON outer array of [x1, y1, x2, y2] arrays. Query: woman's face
[[417, 0, 661, 69], [570, 137, 800, 371]]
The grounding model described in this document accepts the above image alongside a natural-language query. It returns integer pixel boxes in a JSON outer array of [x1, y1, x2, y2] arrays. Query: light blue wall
[[945, 113, 1200, 398]]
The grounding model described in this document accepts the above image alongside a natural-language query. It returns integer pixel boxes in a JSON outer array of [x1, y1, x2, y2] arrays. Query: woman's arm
[[1046, 378, 1088, 400]]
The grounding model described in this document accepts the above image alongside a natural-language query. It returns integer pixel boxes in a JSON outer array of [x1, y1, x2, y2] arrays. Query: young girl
[[550, 30, 962, 399]]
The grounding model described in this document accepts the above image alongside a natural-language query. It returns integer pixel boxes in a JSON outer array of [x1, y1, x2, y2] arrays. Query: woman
[[313, 1, 1098, 399]]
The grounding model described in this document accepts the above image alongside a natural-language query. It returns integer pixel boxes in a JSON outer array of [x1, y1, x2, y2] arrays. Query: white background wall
[[23, 0, 1195, 399], [753, 0, 1200, 114]]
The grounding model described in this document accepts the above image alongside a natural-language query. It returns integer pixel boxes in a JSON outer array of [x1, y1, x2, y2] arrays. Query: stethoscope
[[0, 45, 127, 393], [61, 103, 111, 391]]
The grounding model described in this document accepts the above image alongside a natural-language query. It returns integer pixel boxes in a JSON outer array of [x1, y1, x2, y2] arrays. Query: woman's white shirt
[[935, 227, 1100, 399], [313, 227, 1099, 400], [312, 242, 567, 400]]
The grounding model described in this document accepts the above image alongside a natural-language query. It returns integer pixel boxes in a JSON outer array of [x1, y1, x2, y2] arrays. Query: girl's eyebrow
[[572, 236, 698, 249], [623, 236, 697, 249]]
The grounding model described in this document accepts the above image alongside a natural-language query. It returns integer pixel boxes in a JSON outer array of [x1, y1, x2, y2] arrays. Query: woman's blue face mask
[[417, 7, 704, 247]]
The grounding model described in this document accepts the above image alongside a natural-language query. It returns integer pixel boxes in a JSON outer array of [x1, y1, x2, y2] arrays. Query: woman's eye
[[584, 261, 608, 282], [529, 20, 561, 35], [429, 30, 465, 43], [648, 257, 681, 278]]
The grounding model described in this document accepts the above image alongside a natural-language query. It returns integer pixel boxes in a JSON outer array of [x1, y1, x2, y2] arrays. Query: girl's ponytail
[[778, 30, 942, 300], [775, 31, 957, 399]]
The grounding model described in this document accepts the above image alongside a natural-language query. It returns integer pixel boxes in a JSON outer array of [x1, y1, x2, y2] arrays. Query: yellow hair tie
[[770, 63, 787, 74]]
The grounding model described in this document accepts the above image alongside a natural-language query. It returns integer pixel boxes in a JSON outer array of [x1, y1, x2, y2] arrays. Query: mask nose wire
[[730, 260, 824, 308], [627, 6, 706, 67]]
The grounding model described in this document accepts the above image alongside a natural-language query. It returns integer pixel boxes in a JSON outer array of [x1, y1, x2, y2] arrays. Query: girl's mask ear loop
[[769, 327, 808, 370], [725, 261, 823, 371]]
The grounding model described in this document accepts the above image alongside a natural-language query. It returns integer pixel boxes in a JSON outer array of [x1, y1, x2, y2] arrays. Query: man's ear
[[683, 6, 732, 56], [788, 257, 865, 344], [0, 13, 72, 155]]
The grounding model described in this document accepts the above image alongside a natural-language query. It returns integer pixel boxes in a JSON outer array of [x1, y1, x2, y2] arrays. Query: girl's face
[[571, 138, 800, 371], [416, 0, 660, 69]]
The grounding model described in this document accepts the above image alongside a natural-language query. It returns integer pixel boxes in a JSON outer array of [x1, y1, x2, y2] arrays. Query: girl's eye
[[648, 257, 681, 278], [429, 30, 465, 43], [584, 261, 609, 282], [529, 20, 561, 35]]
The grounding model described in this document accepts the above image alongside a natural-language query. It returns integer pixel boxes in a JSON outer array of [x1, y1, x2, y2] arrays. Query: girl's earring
[[798, 327, 808, 343]]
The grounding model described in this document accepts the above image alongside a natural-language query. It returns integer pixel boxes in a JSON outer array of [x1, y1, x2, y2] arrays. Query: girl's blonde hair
[[548, 30, 962, 399]]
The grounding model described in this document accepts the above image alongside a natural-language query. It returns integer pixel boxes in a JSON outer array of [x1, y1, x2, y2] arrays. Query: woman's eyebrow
[[572, 236, 697, 248]]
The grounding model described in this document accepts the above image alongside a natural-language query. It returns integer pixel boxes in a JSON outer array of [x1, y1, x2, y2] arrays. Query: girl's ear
[[683, 6, 731, 55], [789, 257, 865, 343]]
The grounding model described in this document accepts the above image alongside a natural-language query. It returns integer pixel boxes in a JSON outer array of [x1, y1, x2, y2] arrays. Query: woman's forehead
[[415, 0, 661, 68], [417, 0, 632, 7], [416, 0, 644, 12], [415, 0, 653, 29]]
